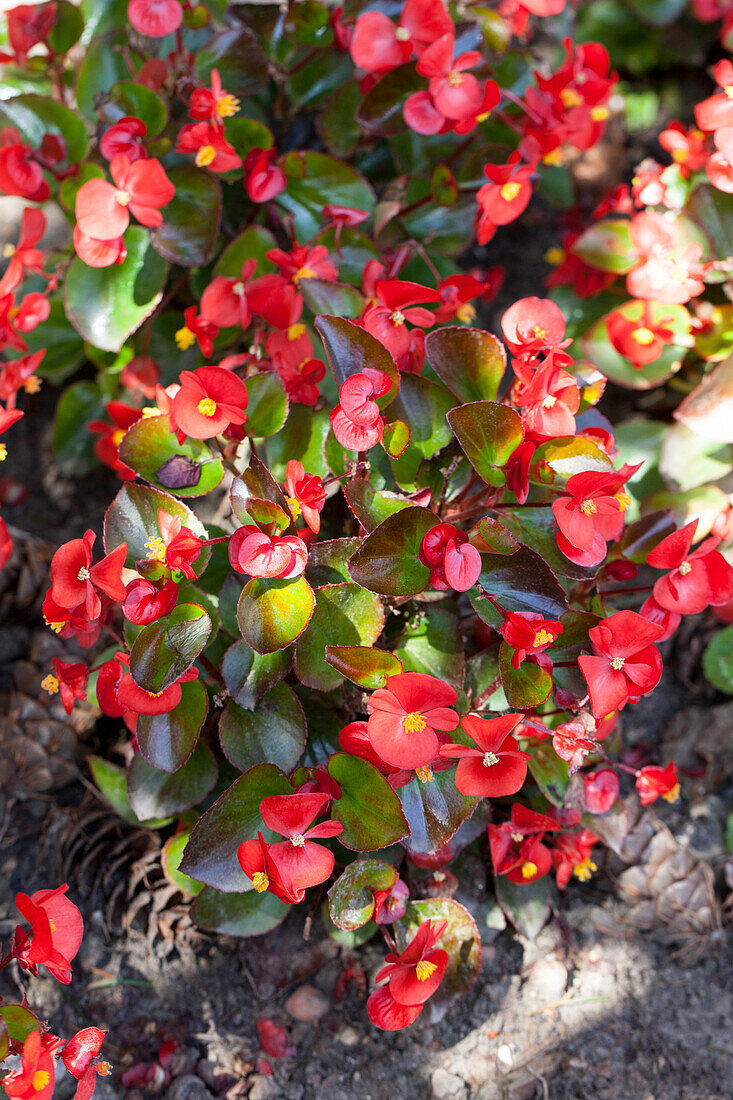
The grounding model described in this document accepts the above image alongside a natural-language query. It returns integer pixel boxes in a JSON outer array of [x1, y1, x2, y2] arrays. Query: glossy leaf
[[571, 219, 637, 274], [130, 603, 212, 693], [471, 546, 568, 628], [0, 93, 89, 162], [675, 351, 733, 443], [447, 402, 524, 486], [315, 314, 399, 402], [245, 372, 289, 438], [343, 479, 414, 532], [528, 741, 570, 808], [220, 683, 306, 772], [194, 28, 269, 97], [495, 875, 552, 941], [180, 763, 292, 891], [581, 301, 691, 390], [100, 80, 167, 134], [356, 62, 423, 134], [87, 755, 173, 828], [498, 642, 552, 708], [399, 772, 479, 856], [151, 167, 221, 268], [328, 753, 409, 850], [305, 538, 362, 585], [394, 607, 464, 691], [703, 626, 733, 693], [426, 327, 506, 403], [294, 583, 385, 691], [265, 404, 331, 481], [0, 1006, 40, 1044], [215, 226, 277, 278], [478, 516, 520, 555], [161, 830, 204, 897], [390, 374, 455, 459], [230, 454, 291, 526], [64, 226, 168, 352], [127, 740, 217, 822], [136, 678, 209, 773], [118, 414, 224, 497], [221, 640, 291, 709], [348, 507, 438, 595], [191, 887, 288, 937], [278, 150, 375, 241], [300, 278, 364, 318], [237, 575, 316, 654], [324, 645, 403, 690], [328, 861, 399, 931]]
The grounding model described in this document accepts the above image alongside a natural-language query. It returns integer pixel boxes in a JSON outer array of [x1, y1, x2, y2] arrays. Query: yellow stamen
[[415, 764, 434, 783], [115, 189, 131, 207], [615, 491, 631, 511], [511, 832, 524, 843], [111, 428, 125, 448], [724, 84, 733, 99], [232, 280, 245, 295], [533, 325, 549, 339], [415, 960, 437, 981], [560, 87, 583, 108], [590, 106, 609, 122], [544, 246, 565, 266], [175, 325, 196, 350], [500, 181, 521, 203], [0, 443, 6, 461], [543, 147, 566, 167], [286, 495, 302, 520], [579, 499, 597, 515], [448, 71, 462, 87], [395, 26, 410, 40], [662, 783, 680, 803], [3, 242, 15, 258], [521, 861, 538, 879], [48, 919, 56, 933], [197, 397, 217, 417], [631, 326, 656, 346], [288, 323, 306, 340], [533, 629, 554, 647], [541, 395, 557, 408], [456, 303, 476, 324], [77, 566, 91, 581], [482, 751, 499, 767], [32, 1071, 50, 1092], [41, 674, 59, 695], [573, 857, 597, 882], [46, 620, 65, 634], [294, 265, 315, 281], [290, 834, 306, 847], [24, 375, 41, 394], [252, 871, 269, 892], [216, 92, 240, 118], [611, 657, 625, 670], [142, 406, 159, 418], [195, 145, 216, 168], [404, 711, 427, 733], [390, 309, 406, 326], [145, 536, 166, 561], [678, 561, 692, 576]]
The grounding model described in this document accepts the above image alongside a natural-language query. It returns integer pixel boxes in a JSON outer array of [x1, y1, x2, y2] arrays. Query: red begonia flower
[[100, 117, 148, 163], [627, 212, 706, 305], [176, 122, 241, 172], [420, 522, 482, 591], [96, 657, 126, 718], [42, 589, 104, 649], [200, 260, 256, 328], [243, 147, 287, 203], [75, 154, 174, 240], [189, 69, 240, 123], [122, 577, 179, 625], [228, 525, 308, 580], [583, 768, 619, 814], [439, 713, 529, 796], [47, 658, 88, 715], [284, 460, 326, 534], [367, 671, 458, 769], [551, 828, 599, 889], [238, 831, 303, 904], [170, 366, 248, 440], [121, 355, 160, 398], [2, 1031, 55, 1100], [552, 721, 596, 773], [72, 226, 126, 268], [330, 367, 390, 450], [417, 32, 482, 120], [156, 511, 203, 578], [551, 463, 639, 566], [606, 302, 676, 369], [2, 3, 57, 65], [694, 59, 733, 132], [500, 611, 564, 668], [174, 305, 219, 358], [476, 153, 535, 243], [50, 530, 127, 619], [635, 762, 680, 806], [88, 400, 141, 480], [258, 792, 343, 894], [578, 610, 665, 718], [513, 361, 580, 437], [0, 126, 49, 201], [360, 279, 438, 359], [117, 666, 199, 716], [646, 519, 733, 614], [366, 985, 424, 1031], [639, 594, 681, 642], [127, 0, 182, 37], [659, 121, 709, 176], [373, 918, 448, 1014], [246, 273, 301, 329], [0, 205, 46, 295], [267, 244, 338, 284], [13, 884, 84, 984], [501, 296, 566, 355], [62, 1027, 111, 1100], [338, 720, 393, 774]]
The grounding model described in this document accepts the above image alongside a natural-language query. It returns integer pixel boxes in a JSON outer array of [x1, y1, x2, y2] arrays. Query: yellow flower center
[[294, 265, 316, 281], [3, 242, 16, 259], [41, 674, 59, 695], [145, 536, 167, 561], [142, 406, 159, 417], [252, 871, 269, 892], [590, 106, 609, 121], [456, 302, 476, 324], [521, 861, 538, 879], [24, 375, 41, 394], [77, 566, 91, 581], [288, 322, 306, 340], [533, 629, 554, 647], [662, 783, 680, 803], [500, 181, 521, 203], [678, 561, 692, 576], [631, 326, 656, 346], [511, 832, 524, 843], [615, 490, 631, 511], [415, 960, 437, 981], [46, 620, 65, 634], [395, 26, 410, 40], [233, 281, 245, 296], [32, 1071, 50, 1092], [404, 711, 427, 733], [111, 428, 125, 448], [573, 857, 597, 883], [579, 499, 597, 515], [725, 84, 733, 99], [175, 325, 196, 350], [286, 495, 301, 520], [115, 188, 131, 206], [541, 395, 557, 408], [482, 751, 499, 767], [671, 148, 688, 164], [390, 309, 406, 326], [544, 246, 565, 266], [290, 834, 306, 847], [448, 71, 462, 86], [415, 764, 434, 783], [560, 87, 583, 108], [543, 147, 566, 167], [0, 443, 6, 461], [611, 657, 625, 670], [195, 145, 217, 168], [197, 397, 217, 417], [48, 920, 56, 933], [216, 92, 240, 118]]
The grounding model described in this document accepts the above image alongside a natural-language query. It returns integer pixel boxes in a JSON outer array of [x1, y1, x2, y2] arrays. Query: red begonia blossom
[[100, 117, 148, 163], [176, 122, 241, 172], [433, 274, 487, 324], [551, 463, 639, 567], [419, 522, 482, 592], [42, 589, 105, 649], [75, 154, 174, 241], [500, 611, 564, 668], [238, 831, 303, 904], [552, 720, 596, 773], [96, 657, 126, 718], [121, 355, 160, 398], [243, 147, 287, 203], [403, 31, 484, 133], [153, 511, 204, 578], [88, 400, 141, 480], [330, 367, 390, 450], [117, 665, 199, 716], [0, 3, 57, 66], [501, 296, 567, 356], [578, 610, 665, 718], [646, 519, 733, 614], [62, 1027, 111, 1100], [694, 59, 733, 132], [488, 803, 560, 883], [2, 1031, 55, 1100], [174, 306, 219, 357], [627, 212, 706, 305], [360, 279, 438, 360], [12, 884, 83, 984], [122, 577, 179, 625], [366, 671, 458, 769], [512, 359, 580, 437], [200, 260, 256, 328], [373, 877, 410, 925], [72, 226, 126, 268], [0, 206, 45, 295], [659, 121, 709, 176], [439, 713, 529, 796], [189, 69, 240, 123], [170, 366, 248, 440], [583, 768, 619, 814], [228, 525, 308, 580], [258, 792, 343, 893], [127, 0, 182, 37], [639, 594, 681, 642], [476, 154, 536, 243], [268, 243, 338, 285], [0, 126, 49, 201], [43, 658, 88, 715], [551, 828, 599, 889], [284, 460, 326, 533], [350, 0, 452, 74], [374, 918, 448, 1009], [635, 761, 680, 806], [49, 530, 127, 620], [606, 301, 676, 369]]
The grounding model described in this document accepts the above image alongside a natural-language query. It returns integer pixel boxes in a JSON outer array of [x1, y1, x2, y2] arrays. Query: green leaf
[[571, 218, 637, 274], [194, 28, 269, 97], [127, 740, 217, 822], [47, 0, 84, 53], [294, 583, 384, 691], [426, 327, 506, 403], [580, 301, 692, 390], [245, 372, 289, 437], [328, 753, 409, 850], [136, 679, 209, 773], [0, 1006, 40, 1044], [394, 607, 464, 691], [471, 546, 568, 627], [191, 886, 288, 936], [528, 741, 570, 808], [52, 380, 105, 472], [221, 640, 290, 709], [305, 538, 362, 586], [396, 899, 481, 1009], [279, 151, 375, 241], [265, 404, 331, 481], [219, 683, 306, 772], [382, 419, 410, 458], [130, 603, 212, 693], [237, 575, 315, 654], [626, 0, 687, 24], [315, 314, 399, 402], [356, 62, 423, 134], [88, 755, 173, 828], [494, 506, 596, 582], [118, 414, 224, 497], [76, 29, 129, 118], [214, 226, 277, 278], [0, 1016, 8, 1062], [0, 93, 89, 162], [318, 82, 362, 157], [348, 507, 437, 595], [447, 402, 524, 486], [161, 831, 204, 897], [688, 183, 733, 262], [495, 875, 552, 940], [343, 479, 414, 532], [151, 167, 221, 268], [300, 278, 365, 318], [478, 516, 520, 555], [619, 510, 677, 564], [499, 641, 553, 707], [104, 482, 211, 572], [64, 226, 168, 353], [324, 645, 402, 690], [328, 860, 399, 930], [99, 80, 167, 134], [230, 453, 291, 526], [390, 373, 454, 459], [703, 627, 733, 693], [399, 772, 479, 855], [180, 763, 292, 891]]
